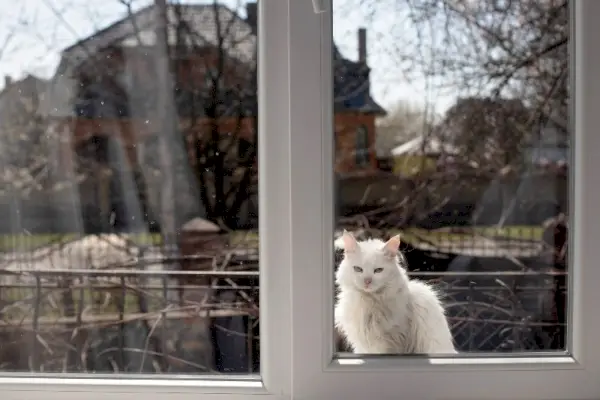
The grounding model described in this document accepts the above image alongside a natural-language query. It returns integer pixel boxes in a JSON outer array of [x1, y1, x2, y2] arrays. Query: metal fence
[[415, 270, 566, 352], [0, 267, 259, 374], [0, 226, 567, 373], [0, 267, 566, 374], [333, 270, 566, 354]]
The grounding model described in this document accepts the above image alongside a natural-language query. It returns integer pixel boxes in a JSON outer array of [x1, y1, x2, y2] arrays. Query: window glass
[[333, 0, 569, 355], [0, 0, 259, 374], [355, 125, 370, 167]]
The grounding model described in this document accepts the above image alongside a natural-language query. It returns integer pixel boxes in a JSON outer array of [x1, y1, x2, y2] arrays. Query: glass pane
[[0, 1, 259, 374], [333, 0, 569, 355]]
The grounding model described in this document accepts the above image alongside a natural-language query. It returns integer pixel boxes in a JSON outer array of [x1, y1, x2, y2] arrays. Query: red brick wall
[[56, 112, 378, 175], [54, 117, 256, 171], [334, 112, 378, 174], [67, 47, 378, 175]]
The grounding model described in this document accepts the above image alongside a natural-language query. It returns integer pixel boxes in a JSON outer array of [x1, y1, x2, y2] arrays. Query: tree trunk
[[154, 0, 178, 255]]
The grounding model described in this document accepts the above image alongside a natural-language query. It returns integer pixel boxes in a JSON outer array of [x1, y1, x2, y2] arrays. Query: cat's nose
[[364, 277, 372, 286]]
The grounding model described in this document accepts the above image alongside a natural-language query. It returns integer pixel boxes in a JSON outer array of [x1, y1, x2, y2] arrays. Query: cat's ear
[[341, 230, 359, 254], [382, 234, 401, 258]]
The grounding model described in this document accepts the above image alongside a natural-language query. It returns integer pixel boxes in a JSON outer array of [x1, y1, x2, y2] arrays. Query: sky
[[0, 0, 455, 115]]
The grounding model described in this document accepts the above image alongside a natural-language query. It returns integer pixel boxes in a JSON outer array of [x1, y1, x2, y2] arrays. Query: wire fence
[[0, 267, 259, 374], [0, 267, 566, 373], [333, 270, 566, 354], [419, 270, 566, 352], [0, 225, 567, 373]]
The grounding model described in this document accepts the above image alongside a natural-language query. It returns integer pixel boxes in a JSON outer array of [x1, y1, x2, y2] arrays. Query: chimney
[[358, 28, 367, 63], [246, 2, 257, 33], [4, 75, 11, 87]]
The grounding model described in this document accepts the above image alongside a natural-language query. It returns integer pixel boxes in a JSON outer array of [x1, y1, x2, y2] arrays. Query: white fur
[[335, 232, 456, 354]]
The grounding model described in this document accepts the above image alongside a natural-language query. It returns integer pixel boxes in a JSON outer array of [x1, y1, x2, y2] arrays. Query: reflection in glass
[[333, 0, 568, 355], [355, 125, 370, 167], [0, 1, 259, 373]]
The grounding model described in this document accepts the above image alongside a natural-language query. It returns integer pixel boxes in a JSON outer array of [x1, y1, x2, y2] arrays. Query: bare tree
[[336, 0, 568, 229], [153, 0, 178, 251], [176, 1, 258, 230], [115, 1, 258, 231], [371, 0, 568, 131], [439, 96, 532, 170], [0, 79, 52, 196]]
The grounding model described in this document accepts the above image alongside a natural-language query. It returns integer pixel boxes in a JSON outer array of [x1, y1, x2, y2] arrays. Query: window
[[355, 124, 369, 166], [291, 0, 599, 399], [237, 137, 253, 160], [205, 67, 222, 89], [1, 0, 269, 398], [1, 2, 600, 400]]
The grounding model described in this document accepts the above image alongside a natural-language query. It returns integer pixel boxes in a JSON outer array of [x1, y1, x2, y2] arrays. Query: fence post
[[118, 276, 126, 370], [30, 275, 41, 371], [247, 278, 255, 373], [161, 273, 168, 367], [467, 280, 475, 352]]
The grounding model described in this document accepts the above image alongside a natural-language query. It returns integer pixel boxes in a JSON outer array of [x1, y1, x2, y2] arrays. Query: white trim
[[290, 1, 600, 399], [2, 377, 266, 400], [257, 0, 292, 396], [0, 0, 292, 399]]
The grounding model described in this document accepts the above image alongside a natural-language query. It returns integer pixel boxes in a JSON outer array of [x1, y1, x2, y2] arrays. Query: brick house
[[45, 2, 385, 168], [0, 2, 385, 232]]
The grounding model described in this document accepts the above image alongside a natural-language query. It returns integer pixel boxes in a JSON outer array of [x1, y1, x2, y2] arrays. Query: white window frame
[[1, 1, 599, 399], [289, 0, 600, 399]]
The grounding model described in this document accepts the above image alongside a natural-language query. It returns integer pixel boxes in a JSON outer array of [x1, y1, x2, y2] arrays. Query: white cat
[[334, 231, 457, 354]]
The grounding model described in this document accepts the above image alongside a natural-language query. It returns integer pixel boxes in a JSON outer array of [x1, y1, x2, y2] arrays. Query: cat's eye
[[353, 266, 363, 272], [374, 268, 384, 273]]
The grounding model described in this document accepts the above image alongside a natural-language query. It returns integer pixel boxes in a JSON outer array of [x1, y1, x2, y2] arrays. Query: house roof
[[181, 217, 221, 233], [391, 135, 458, 157], [47, 2, 385, 118], [57, 3, 255, 74], [332, 46, 386, 115]]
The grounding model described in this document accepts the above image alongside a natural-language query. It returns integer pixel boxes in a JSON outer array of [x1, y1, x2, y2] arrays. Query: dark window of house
[[75, 135, 112, 232], [355, 125, 370, 167], [205, 67, 220, 88], [77, 135, 109, 165], [238, 138, 253, 160], [74, 80, 130, 118]]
